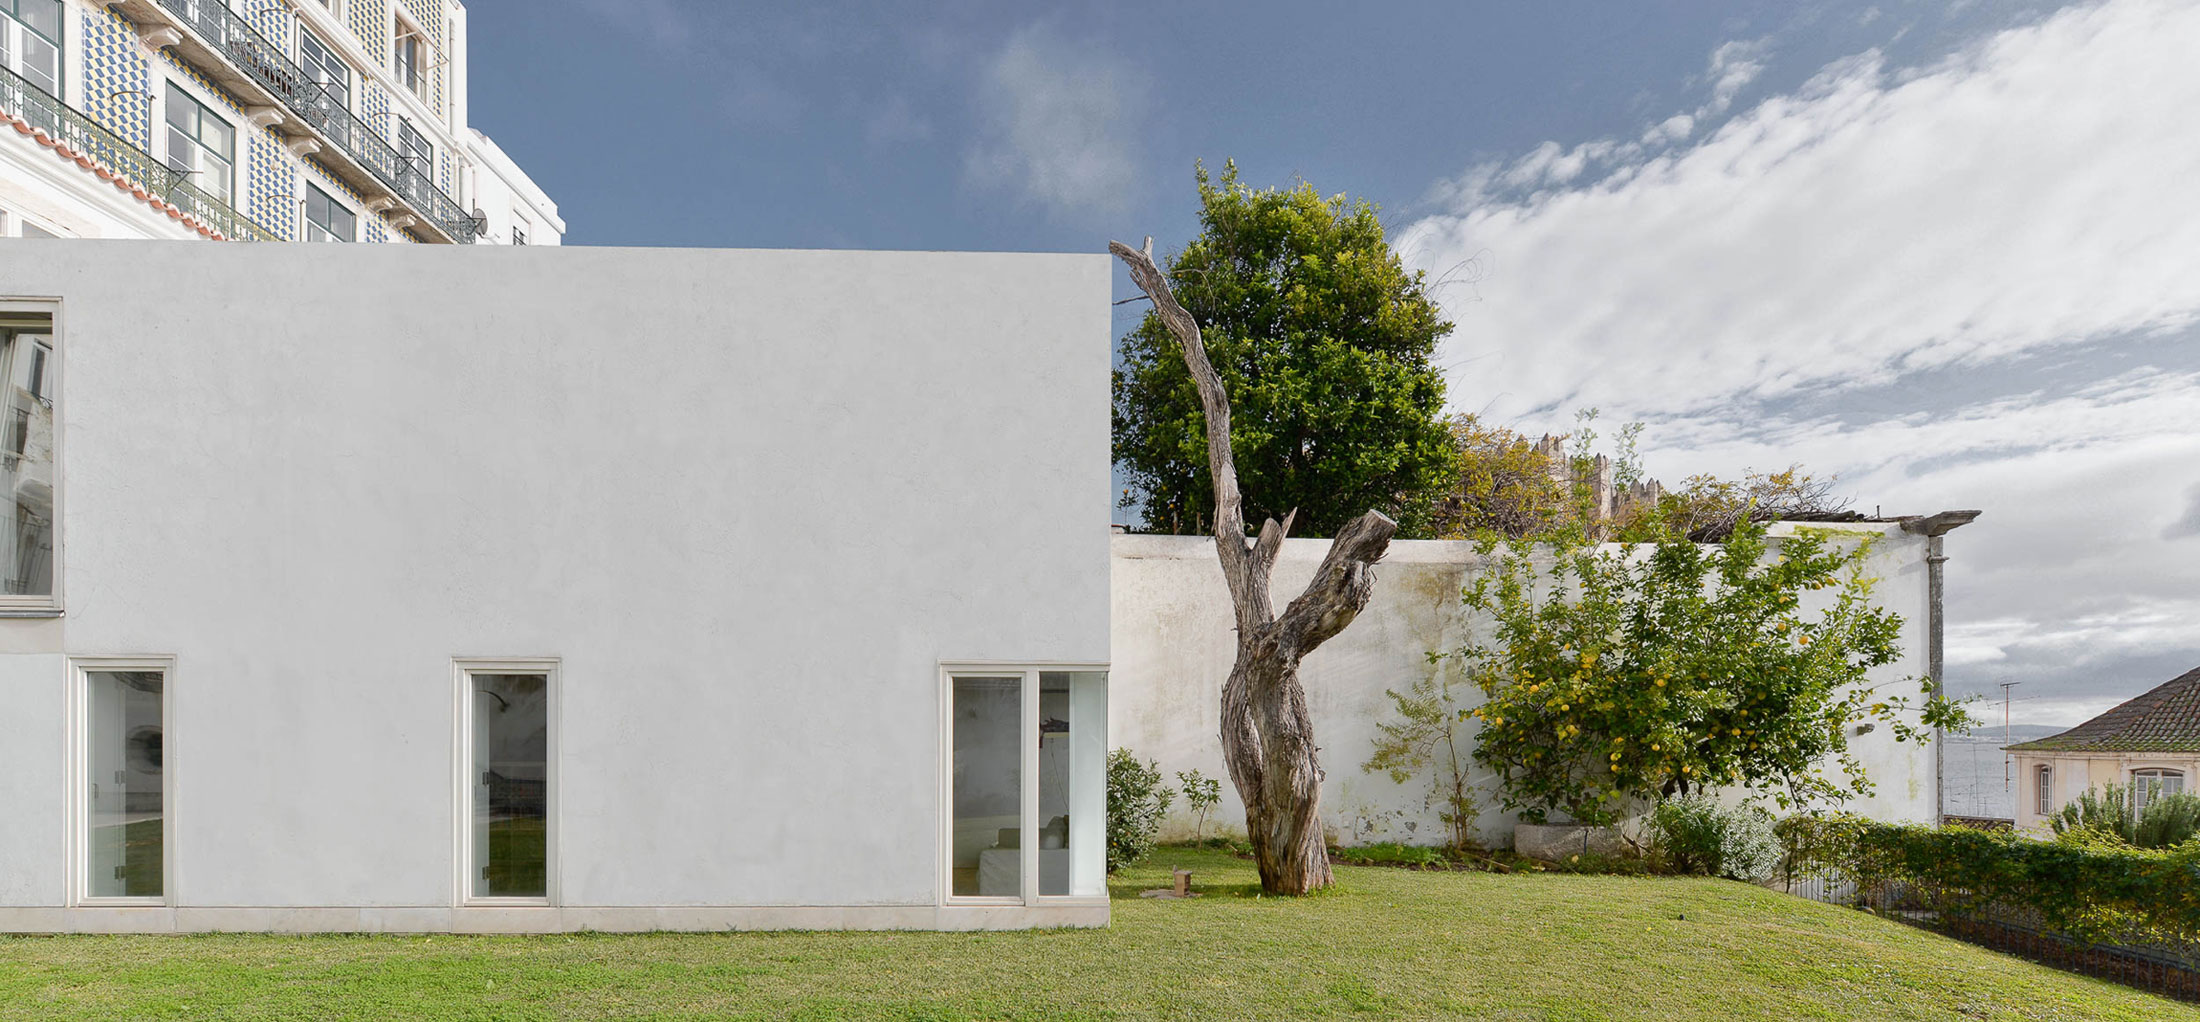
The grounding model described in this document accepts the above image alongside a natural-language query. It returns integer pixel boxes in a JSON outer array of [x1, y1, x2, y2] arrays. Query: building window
[[943, 665, 1106, 903], [2035, 764, 2053, 816], [460, 661, 555, 902], [0, 303, 54, 604], [396, 118, 432, 180], [298, 28, 350, 111], [303, 184, 354, 242], [164, 85, 236, 206], [2134, 769, 2185, 812], [78, 659, 169, 903], [511, 222, 526, 246], [393, 24, 422, 95], [0, 0, 63, 95]]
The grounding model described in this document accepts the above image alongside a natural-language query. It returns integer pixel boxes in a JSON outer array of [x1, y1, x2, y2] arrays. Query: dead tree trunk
[[1110, 237, 1398, 895]]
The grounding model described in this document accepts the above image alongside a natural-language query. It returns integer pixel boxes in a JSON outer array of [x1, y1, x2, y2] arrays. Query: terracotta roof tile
[[2006, 665, 2200, 753]]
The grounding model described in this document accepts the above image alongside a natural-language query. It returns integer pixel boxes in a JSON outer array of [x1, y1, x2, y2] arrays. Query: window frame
[[162, 82, 237, 207], [0, 298, 59, 615], [2035, 764, 2052, 816], [302, 182, 355, 242], [452, 657, 560, 908], [0, 0, 65, 96], [392, 16, 424, 97], [395, 117, 432, 180], [297, 26, 351, 112], [68, 655, 176, 908], [937, 660, 1109, 909], [2133, 768, 2185, 812]]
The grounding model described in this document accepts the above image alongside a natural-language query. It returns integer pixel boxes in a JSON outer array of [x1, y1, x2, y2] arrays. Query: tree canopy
[[1114, 163, 1455, 538]]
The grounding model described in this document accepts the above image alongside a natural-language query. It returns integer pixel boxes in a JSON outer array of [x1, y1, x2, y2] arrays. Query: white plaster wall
[[1110, 524, 1942, 849], [0, 239, 1110, 916]]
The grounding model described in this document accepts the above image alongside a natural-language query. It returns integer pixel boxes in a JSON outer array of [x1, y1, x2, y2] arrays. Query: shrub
[[1106, 749, 1174, 873], [1648, 793, 1778, 882], [1176, 768, 1222, 844], [2050, 784, 2200, 849], [1776, 814, 2200, 944]]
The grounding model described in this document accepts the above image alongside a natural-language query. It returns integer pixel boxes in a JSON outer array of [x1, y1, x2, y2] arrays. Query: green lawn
[[2, 848, 2192, 1021]]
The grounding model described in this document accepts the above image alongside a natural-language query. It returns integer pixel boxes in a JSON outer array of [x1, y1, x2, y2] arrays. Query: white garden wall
[[1109, 526, 1941, 849]]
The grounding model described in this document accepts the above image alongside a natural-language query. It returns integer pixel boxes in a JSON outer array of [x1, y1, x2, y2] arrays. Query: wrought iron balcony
[[0, 60, 277, 241], [112, 0, 480, 244]]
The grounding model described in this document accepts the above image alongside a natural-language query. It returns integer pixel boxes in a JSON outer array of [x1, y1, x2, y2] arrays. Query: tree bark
[[1111, 237, 1398, 895]]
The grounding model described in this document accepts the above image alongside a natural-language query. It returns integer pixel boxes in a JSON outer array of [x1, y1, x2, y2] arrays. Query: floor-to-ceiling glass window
[[946, 666, 1108, 903], [0, 307, 52, 603], [468, 670, 549, 900], [1038, 671, 1107, 898], [951, 675, 1022, 898], [86, 668, 163, 900]]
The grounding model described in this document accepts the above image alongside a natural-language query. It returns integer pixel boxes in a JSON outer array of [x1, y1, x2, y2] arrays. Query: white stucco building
[[0, 0, 559, 244], [0, 238, 1109, 932]]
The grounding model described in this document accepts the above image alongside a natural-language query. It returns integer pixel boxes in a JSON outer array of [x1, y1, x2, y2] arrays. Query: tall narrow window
[[0, 0, 63, 95], [465, 666, 551, 900], [951, 675, 1022, 898], [0, 306, 53, 603], [396, 119, 432, 181], [164, 86, 236, 206], [2035, 764, 2052, 816], [944, 665, 1109, 904], [393, 26, 421, 94], [303, 184, 355, 242], [1037, 671, 1107, 897], [84, 665, 165, 900], [298, 28, 350, 111]]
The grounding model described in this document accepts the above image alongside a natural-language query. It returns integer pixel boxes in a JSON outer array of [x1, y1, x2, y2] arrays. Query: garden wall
[[1108, 526, 1941, 849]]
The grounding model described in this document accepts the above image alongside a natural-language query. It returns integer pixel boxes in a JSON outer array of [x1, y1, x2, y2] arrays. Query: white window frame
[[297, 25, 351, 112], [0, 0, 65, 96], [162, 81, 236, 207], [0, 297, 59, 615], [2133, 768, 2185, 812], [452, 657, 560, 908], [392, 13, 427, 99], [68, 655, 177, 908], [2035, 764, 2052, 816], [302, 182, 354, 242], [937, 660, 1109, 909]]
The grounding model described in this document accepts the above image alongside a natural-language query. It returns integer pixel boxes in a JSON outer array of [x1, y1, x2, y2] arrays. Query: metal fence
[[0, 61, 278, 241], [1783, 870, 2200, 1002]]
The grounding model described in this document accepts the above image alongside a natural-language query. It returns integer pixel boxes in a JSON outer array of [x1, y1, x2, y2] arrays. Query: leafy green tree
[[1114, 163, 1455, 538], [1448, 521, 1975, 826]]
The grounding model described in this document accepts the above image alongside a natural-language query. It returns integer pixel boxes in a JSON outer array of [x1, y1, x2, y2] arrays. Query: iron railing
[[0, 61, 278, 241], [147, 0, 478, 242]]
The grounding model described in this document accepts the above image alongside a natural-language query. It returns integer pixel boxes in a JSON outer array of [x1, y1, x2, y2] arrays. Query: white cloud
[[1397, 0, 2200, 721], [964, 25, 1146, 219], [1399, 0, 2200, 423]]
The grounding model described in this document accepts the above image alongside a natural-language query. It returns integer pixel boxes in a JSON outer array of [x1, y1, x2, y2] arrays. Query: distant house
[[2006, 666, 2200, 831]]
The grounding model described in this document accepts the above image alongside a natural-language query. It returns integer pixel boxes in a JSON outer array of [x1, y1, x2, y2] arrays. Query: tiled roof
[[2006, 665, 2200, 753]]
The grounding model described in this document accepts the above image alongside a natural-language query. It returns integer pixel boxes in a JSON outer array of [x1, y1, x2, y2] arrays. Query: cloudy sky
[[481, 0, 2198, 723]]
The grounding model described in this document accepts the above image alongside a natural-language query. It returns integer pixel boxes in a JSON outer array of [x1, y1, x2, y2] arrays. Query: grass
[[2, 847, 2194, 1020]]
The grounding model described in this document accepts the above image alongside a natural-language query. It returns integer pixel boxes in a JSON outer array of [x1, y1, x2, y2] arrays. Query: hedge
[[1777, 814, 2200, 944]]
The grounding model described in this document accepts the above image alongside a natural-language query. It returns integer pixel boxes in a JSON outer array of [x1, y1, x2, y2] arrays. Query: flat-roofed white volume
[[0, 239, 1110, 933]]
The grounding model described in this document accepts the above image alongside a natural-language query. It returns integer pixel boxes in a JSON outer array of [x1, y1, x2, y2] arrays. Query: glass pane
[[165, 92, 192, 132], [22, 35, 55, 94], [22, 0, 60, 43], [87, 670, 163, 898], [0, 318, 53, 595], [472, 673, 547, 898], [1038, 672, 1107, 896], [951, 675, 1021, 897]]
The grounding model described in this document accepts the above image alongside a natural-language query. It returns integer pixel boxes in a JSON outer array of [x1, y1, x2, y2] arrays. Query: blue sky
[[470, 0, 2200, 724]]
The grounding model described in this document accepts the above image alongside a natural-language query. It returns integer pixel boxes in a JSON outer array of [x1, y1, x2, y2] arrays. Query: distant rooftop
[[2006, 665, 2200, 753]]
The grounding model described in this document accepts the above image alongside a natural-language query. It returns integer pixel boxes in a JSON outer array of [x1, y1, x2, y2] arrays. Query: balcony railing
[[144, 0, 479, 243], [0, 61, 277, 241]]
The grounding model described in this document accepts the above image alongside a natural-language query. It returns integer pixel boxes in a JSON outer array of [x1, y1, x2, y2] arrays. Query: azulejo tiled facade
[[0, 0, 561, 245]]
